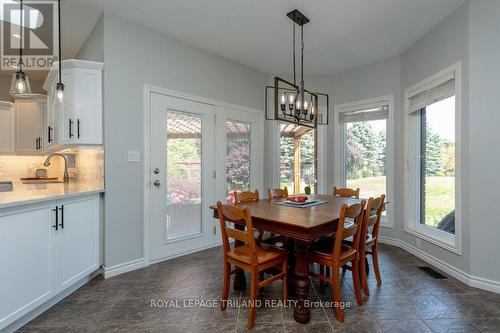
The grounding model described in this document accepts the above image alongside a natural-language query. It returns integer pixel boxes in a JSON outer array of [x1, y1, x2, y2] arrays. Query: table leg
[[232, 224, 246, 291], [292, 240, 310, 323]]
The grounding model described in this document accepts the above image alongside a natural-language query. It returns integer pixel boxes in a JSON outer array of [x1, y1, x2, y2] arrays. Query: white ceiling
[[74, 0, 464, 75], [0, 0, 102, 81], [1, 0, 465, 81]]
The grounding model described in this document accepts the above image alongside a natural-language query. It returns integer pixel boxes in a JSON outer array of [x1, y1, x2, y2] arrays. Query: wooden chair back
[[333, 186, 360, 198], [216, 201, 257, 264], [267, 187, 288, 199], [361, 194, 386, 242], [331, 200, 366, 259], [234, 190, 260, 204]]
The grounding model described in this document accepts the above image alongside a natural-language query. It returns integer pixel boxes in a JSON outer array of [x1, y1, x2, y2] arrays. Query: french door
[[149, 92, 261, 262]]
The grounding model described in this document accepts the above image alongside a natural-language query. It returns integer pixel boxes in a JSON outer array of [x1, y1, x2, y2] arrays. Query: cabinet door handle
[[59, 205, 64, 229], [69, 119, 74, 138], [35, 138, 38, 150], [52, 206, 59, 230], [48, 126, 53, 143], [77, 119, 80, 138], [38, 137, 42, 150]]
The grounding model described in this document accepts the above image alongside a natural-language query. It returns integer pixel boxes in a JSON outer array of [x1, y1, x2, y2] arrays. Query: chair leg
[[331, 266, 345, 323], [282, 259, 288, 305], [359, 252, 370, 296], [372, 244, 382, 285], [351, 256, 364, 306], [221, 263, 231, 311], [247, 268, 258, 329], [319, 265, 325, 288]]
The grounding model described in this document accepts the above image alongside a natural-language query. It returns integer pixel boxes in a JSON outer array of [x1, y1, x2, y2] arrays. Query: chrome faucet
[[43, 153, 69, 183]]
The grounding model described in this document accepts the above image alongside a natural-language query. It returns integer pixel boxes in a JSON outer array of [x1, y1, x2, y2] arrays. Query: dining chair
[[308, 200, 366, 322], [332, 186, 360, 198], [357, 194, 385, 295], [267, 187, 288, 199], [234, 190, 260, 204], [234, 190, 263, 241], [216, 202, 288, 329]]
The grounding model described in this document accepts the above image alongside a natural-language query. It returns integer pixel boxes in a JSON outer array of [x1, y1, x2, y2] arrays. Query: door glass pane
[[166, 112, 202, 240], [280, 124, 316, 195], [226, 120, 251, 203], [420, 96, 455, 234], [345, 119, 387, 200]]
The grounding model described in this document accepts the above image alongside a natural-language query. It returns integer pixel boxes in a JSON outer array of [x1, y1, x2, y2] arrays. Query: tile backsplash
[[0, 148, 104, 185], [0, 155, 63, 181]]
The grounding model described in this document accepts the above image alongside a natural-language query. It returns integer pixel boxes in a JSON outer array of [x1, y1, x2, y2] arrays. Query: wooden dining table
[[210, 194, 362, 324]]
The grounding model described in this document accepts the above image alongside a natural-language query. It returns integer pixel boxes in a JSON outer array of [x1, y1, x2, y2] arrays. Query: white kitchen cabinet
[[0, 101, 14, 153], [57, 196, 100, 290], [0, 206, 56, 329], [0, 194, 101, 330], [14, 97, 46, 154], [44, 59, 103, 149]]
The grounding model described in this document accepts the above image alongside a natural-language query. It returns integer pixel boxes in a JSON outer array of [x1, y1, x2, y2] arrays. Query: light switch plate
[[128, 151, 141, 162]]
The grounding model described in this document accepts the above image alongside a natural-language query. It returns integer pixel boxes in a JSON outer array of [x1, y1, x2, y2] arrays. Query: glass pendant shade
[[10, 70, 31, 96], [56, 82, 65, 103]]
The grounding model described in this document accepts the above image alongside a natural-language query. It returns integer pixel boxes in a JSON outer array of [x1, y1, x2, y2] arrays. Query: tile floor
[[18, 244, 500, 332]]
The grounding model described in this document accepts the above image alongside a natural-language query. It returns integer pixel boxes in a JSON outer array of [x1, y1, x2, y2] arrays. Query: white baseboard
[[379, 236, 500, 294], [103, 258, 145, 279], [149, 241, 222, 266]]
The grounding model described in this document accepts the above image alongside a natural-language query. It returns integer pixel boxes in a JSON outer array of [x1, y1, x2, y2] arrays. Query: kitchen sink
[[0, 181, 13, 192]]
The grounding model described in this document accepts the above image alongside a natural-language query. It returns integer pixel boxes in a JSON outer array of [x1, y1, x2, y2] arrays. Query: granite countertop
[[0, 181, 105, 209]]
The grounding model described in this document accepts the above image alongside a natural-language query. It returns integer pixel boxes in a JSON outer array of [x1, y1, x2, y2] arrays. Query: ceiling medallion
[[265, 9, 329, 129]]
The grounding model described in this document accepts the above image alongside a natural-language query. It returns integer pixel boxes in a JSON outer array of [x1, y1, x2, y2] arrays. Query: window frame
[[404, 62, 462, 255], [334, 95, 395, 228]]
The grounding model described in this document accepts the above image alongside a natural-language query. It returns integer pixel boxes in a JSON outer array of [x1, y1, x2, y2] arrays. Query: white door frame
[[143, 84, 264, 266]]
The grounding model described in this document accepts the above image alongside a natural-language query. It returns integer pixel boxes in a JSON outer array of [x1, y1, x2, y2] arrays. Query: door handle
[[48, 126, 53, 143], [35, 138, 39, 150], [77, 119, 80, 138], [153, 180, 160, 187], [69, 119, 74, 138], [59, 205, 64, 229], [52, 206, 59, 230]]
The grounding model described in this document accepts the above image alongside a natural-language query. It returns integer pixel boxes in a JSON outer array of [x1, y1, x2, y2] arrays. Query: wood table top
[[210, 194, 362, 242]]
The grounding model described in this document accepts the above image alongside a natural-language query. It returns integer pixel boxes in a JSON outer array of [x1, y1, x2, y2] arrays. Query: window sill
[[404, 222, 461, 255]]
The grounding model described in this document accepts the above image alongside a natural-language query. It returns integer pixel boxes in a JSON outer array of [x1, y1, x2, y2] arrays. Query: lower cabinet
[[0, 194, 101, 330]]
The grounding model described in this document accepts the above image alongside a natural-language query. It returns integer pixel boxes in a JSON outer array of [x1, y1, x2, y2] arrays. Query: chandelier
[[265, 10, 329, 128]]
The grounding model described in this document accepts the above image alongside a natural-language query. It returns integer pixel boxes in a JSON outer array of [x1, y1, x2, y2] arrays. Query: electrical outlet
[[416, 238, 422, 249], [128, 151, 141, 162]]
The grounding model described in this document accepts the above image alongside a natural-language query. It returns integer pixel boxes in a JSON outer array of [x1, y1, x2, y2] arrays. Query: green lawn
[[348, 176, 454, 228]]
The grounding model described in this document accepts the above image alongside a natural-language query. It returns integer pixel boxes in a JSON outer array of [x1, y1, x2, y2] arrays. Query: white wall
[[468, 0, 500, 283], [399, 2, 470, 273], [99, 13, 267, 268], [76, 14, 104, 62]]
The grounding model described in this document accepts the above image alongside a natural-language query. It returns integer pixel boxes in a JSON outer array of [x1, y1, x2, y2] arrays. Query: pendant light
[[55, 0, 64, 102], [10, 0, 31, 96]]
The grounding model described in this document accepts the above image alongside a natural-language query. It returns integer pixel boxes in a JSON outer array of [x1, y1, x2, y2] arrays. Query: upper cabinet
[[15, 97, 46, 154], [0, 97, 46, 155], [44, 59, 103, 149], [0, 101, 14, 153]]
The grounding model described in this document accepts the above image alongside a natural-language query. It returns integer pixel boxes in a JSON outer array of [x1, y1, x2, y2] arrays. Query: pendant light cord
[[58, 0, 62, 85], [19, 0, 23, 69], [300, 24, 304, 103], [292, 23, 296, 86]]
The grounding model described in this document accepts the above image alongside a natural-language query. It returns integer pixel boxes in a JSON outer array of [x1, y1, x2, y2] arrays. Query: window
[[405, 63, 461, 253], [335, 96, 394, 227], [279, 124, 316, 194], [419, 97, 456, 234]]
